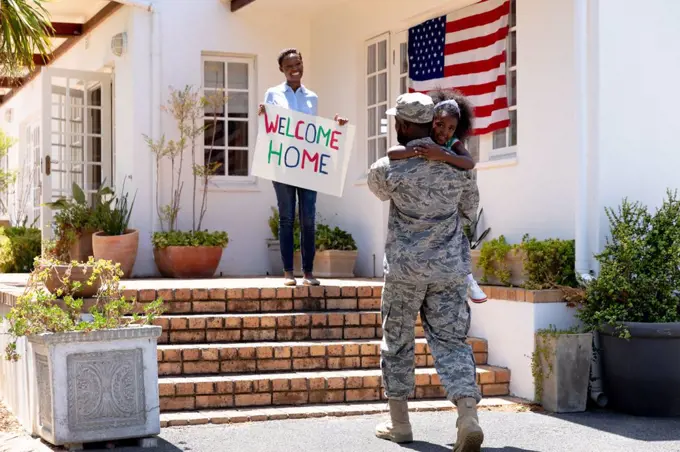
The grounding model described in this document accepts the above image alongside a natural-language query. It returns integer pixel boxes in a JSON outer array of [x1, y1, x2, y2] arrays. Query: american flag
[[408, 0, 511, 135]]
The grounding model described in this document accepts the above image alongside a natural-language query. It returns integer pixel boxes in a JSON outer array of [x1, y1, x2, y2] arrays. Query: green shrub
[[0, 227, 41, 273], [478, 235, 514, 285], [152, 230, 229, 248], [316, 224, 357, 251], [577, 191, 680, 338], [520, 235, 577, 289]]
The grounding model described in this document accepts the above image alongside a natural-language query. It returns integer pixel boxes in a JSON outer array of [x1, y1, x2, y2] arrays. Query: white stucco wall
[[591, 0, 680, 255]]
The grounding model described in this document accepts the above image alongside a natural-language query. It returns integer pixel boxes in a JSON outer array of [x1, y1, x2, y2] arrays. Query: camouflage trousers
[[380, 280, 481, 403]]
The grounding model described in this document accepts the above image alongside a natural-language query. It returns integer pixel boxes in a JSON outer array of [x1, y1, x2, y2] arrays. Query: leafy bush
[[520, 235, 577, 289], [152, 230, 229, 248], [0, 227, 41, 273], [4, 257, 164, 361], [316, 224, 357, 251], [577, 191, 680, 338], [268, 206, 302, 250], [478, 235, 514, 285]]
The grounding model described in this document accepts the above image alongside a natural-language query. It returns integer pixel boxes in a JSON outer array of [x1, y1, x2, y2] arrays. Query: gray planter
[[266, 239, 284, 276], [535, 332, 592, 413], [28, 326, 162, 447]]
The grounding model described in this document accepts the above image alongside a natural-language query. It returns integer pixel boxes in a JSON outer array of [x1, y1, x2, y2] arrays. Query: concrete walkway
[[98, 409, 680, 452]]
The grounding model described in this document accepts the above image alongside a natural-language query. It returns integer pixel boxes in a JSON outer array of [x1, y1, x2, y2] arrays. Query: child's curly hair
[[429, 89, 475, 141]]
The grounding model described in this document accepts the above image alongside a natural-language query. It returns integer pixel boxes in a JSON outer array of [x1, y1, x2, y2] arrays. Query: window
[[202, 55, 255, 178], [365, 34, 389, 168]]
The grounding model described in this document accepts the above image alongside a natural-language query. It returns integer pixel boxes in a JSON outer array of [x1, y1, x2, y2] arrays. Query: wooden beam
[[32, 54, 52, 66], [231, 0, 256, 12], [1, 2, 123, 106], [50, 22, 83, 38], [0, 77, 24, 88]]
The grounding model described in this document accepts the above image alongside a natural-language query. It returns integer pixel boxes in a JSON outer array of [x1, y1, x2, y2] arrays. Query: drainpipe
[[150, 4, 161, 235], [574, 0, 607, 408]]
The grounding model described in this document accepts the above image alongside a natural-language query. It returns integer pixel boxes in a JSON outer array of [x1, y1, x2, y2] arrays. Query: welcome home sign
[[251, 104, 356, 197]]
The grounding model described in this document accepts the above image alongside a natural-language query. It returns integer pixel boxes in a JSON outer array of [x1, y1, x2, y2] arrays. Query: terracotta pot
[[471, 248, 527, 286], [92, 229, 139, 278], [68, 229, 94, 263], [153, 246, 223, 278], [43, 264, 101, 298], [293, 250, 358, 278]]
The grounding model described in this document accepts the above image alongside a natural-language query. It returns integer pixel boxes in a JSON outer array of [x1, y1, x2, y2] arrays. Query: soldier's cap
[[385, 93, 434, 124]]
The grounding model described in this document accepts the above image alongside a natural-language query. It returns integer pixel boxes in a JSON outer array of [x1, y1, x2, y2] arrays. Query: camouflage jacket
[[367, 137, 480, 283]]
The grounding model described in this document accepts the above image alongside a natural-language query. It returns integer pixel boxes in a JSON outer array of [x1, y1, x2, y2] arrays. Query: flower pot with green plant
[[575, 190, 680, 417], [92, 178, 139, 278], [293, 223, 358, 278], [46, 182, 112, 263], [3, 258, 164, 446], [146, 87, 229, 278]]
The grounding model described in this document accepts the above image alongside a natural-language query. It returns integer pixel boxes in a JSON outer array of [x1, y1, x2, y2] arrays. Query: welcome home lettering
[[264, 110, 343, 175]]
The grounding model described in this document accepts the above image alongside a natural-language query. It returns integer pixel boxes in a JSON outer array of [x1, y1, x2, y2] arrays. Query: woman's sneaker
[[468, 278, 487, 303]]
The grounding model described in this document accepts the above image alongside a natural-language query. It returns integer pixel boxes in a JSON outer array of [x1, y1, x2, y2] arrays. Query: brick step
[[158, 367, 511, 412], [155, 311, 396, 344], [128, 285, 382, 315], [157, 338, 489, 376]]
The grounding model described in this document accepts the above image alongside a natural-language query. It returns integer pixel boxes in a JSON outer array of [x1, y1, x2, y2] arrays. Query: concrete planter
[[266, 239, 283, 276], [28, 326, 162, 447], [471, 248, 527, 287], [293, 250, 358, 278], [92, 229, 139, 278], [535, 332, 592, 413]]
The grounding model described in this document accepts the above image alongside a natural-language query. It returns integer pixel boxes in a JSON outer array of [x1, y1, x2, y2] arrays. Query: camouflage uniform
[[367, 135, 481, 404]]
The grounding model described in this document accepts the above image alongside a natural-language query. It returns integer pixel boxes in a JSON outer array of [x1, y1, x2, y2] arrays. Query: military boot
[[453, 397, 484, 452], [375, 399, 413, 443]]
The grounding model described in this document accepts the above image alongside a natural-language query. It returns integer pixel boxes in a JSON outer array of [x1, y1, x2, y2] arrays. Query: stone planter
[[28, 326, 161, 447], [471, 248, 527, 287], [266, 239, 284, 276], [43, 264, 101, 298], [600, 322, 680, 416], [68, 229, 95, 263], [293, 250, 358, 278], [535, 332, 592, 413], [92, 229, 139, 278], [153, 246, 223, 278]]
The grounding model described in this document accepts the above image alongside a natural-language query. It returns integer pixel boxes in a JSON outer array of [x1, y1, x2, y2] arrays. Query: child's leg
[[466, 273, 487, 303]]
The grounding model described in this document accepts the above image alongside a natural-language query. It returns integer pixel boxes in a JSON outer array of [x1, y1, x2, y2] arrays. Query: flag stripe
[[444, 52, 506, 77], [475, 119, 511, 136], [444, 26, 509, 55], [447, 15, 508, 43], [410, 67, 506, 92], [446, 0, 510, 34], [445, 38, 507, 66]]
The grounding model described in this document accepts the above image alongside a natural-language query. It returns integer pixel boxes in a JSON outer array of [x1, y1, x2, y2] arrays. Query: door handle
[[44, 155, 51, 176]]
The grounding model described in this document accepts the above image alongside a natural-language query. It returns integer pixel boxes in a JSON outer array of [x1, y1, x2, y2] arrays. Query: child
[[387, 89, 488, 303]]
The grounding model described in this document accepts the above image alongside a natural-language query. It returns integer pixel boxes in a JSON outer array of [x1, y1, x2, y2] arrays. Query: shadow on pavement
[[537, 408, 680, 442], [401, 442, 540, 452]]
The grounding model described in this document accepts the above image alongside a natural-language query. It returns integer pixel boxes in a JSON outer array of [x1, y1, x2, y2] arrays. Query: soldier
[[367, 93, 483, 452]]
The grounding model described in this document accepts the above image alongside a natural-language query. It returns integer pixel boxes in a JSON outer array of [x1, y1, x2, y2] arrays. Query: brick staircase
[[125, 282, 511, 424]]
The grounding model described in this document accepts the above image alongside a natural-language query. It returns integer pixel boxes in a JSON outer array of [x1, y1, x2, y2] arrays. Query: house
[[1, 0, 679, 417]]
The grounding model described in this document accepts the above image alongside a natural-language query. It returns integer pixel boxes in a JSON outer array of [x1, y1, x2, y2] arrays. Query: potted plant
[[37, 257, 112, 299], [146, 86, 229, 278], [576, 190, 680, 416], [3, 259, 164, 447], [92, 178, 139, 278], [267, 207, 284, 276], [475, 235, 526, 286], [46, 182, 111, 263], [294, 223, 358, 278], [532, 325, 592, 413]]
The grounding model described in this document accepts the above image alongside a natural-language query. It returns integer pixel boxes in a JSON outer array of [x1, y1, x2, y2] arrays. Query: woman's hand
[[414, 143, 449, 161], [258, 104, 266, 116], [334, 114, 349, 126]]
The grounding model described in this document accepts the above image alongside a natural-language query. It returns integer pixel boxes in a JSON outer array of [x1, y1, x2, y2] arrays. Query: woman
[[259, 48, 348, 286]]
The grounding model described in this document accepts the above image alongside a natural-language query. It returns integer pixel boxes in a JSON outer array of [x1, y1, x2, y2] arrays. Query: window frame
[[201, 54, 257, 185], [363, 33, 390, 172]]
